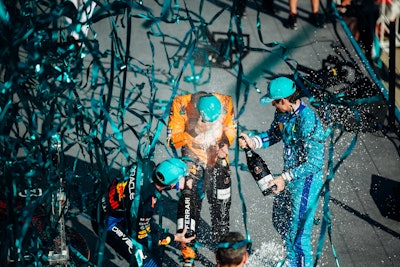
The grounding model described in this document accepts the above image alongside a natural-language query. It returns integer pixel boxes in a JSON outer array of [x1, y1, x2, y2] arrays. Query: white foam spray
[[246, 241, 285, 267]]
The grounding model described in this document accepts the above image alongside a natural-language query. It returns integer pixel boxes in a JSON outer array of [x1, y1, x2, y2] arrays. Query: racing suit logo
[[116, 181, 128, 201], [137, 217, 151, 239], [108, 180, 127, 210], [112, 226, 133, 254]]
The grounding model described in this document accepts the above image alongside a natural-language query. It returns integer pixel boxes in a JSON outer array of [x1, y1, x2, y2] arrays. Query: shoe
[[310, 12, 324, 28], [183, 259, 195, 267], [181, 243, 196, 259], [181, 243, 196, 266], [287, 14, 297, 30]]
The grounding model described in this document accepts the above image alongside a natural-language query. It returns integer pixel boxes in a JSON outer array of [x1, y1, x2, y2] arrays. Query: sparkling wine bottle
[[177, 189, 196, 238], [242, 139, 276, 196], [214, 157, 231, 201]]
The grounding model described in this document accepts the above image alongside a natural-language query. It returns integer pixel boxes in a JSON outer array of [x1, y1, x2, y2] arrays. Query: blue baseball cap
[[154, 158, 188, 186], [260, 77, 296, 105]]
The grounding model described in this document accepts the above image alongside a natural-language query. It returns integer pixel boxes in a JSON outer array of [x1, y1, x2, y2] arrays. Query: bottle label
[[217, 187, 231, 200], [177, 196, 196, 232], [254, 166, 262, 174], [177, 218, 196, 232], [257, 174, 274, 192]]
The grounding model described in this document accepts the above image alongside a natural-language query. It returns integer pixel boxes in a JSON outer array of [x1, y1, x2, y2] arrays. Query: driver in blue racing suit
[[239, 77, 326, 267]]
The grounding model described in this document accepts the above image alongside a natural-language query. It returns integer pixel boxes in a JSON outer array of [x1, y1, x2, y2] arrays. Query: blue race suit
[[251, 99, 326, 267]]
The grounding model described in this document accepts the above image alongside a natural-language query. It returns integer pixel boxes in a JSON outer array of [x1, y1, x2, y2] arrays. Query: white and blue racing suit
[[251, 99, 326, 267]]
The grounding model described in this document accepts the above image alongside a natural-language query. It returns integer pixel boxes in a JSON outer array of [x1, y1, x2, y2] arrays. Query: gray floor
[[63, 1, 400, 266]]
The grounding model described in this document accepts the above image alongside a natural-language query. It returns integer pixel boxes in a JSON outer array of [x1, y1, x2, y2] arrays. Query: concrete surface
[[54, 0, 400, 266]]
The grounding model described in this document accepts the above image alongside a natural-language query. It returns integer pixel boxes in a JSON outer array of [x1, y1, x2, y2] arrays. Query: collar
[[279, 99, 305, 122], [290, 99, 305, 116]]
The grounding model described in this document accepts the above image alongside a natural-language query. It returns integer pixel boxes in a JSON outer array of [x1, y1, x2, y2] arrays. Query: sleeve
[[158, 232, 175, 246], [147, 211, 175, 246], [251, 111, 283, 149], [167, 96, 194, 148], [290, 110, 326, 180]]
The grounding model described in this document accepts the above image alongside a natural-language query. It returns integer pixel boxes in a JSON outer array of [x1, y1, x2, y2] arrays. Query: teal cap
[[154, 158, 188, 186], [197, 94, 222, 122], [260, 77, 296, 105]]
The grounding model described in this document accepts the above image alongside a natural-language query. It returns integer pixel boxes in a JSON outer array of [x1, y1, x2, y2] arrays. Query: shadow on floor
[[370, 174, 400, 222]]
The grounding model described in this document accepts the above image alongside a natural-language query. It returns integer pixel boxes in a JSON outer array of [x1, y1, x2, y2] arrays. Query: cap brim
[[260, 95, 274, 105], [201, 114, 219, 122]]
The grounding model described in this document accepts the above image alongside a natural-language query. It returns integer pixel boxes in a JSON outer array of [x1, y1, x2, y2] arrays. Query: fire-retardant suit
[[241, 77, 326, 267], [167, 92, 236, 266], [94, 158, 192, 267]]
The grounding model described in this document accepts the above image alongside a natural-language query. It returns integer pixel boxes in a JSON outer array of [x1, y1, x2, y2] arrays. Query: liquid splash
[[247, 241, 285, 267]]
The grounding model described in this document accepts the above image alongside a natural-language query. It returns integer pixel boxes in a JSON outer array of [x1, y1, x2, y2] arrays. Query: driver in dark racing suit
[[95, 158, 195, 267]]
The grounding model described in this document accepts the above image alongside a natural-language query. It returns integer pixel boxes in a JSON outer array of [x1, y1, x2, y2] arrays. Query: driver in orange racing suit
[[167, 91, 236, 267]]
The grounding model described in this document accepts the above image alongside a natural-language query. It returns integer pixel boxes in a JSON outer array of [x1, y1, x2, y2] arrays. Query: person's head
[[153, 158, 188, 190], [215, 232, 249, 267], [260, 77, 300, 113], [197, 94, 222, 123]]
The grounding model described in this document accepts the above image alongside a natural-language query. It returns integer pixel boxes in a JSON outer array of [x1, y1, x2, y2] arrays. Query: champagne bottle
[[177, 189, 196, 238], [214, 157, 231, 201], [214, 143, 231, 202], [241, 138, 276, 196]]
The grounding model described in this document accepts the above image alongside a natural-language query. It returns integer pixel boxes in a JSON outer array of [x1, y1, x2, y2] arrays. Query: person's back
[[215, 232, 249, 267]]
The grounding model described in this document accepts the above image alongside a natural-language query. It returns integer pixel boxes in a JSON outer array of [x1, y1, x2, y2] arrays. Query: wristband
[[282, 171, 293, 182], [252, 136, 262, 149]]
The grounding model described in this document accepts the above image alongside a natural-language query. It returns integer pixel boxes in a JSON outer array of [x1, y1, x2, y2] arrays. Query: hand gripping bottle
[[241, 137, 276, 196], [177, 188, 196, 238]]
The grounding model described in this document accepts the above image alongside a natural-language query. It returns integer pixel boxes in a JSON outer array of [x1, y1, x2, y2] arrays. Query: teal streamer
[[117, 4, 132, 120], [0, 0, 9, 23], [69, 243, 91, 264], [147, 1, 199, 158], [2, 1, 378, 266], [331, 1, 399, 120], [99, 105, 130, 161], [160, 0, 172, 20], [122, 0, 209, 169], [0, 99, 12, 123], [231, 0, 252, 251], [233, 140, 252, 252], [315, 121, 358, 267], [250, 4, 375, 264]]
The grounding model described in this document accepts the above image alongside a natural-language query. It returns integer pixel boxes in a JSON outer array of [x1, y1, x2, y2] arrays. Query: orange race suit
[[167, 91, 236, 256], [167, 92, 236, 167]]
